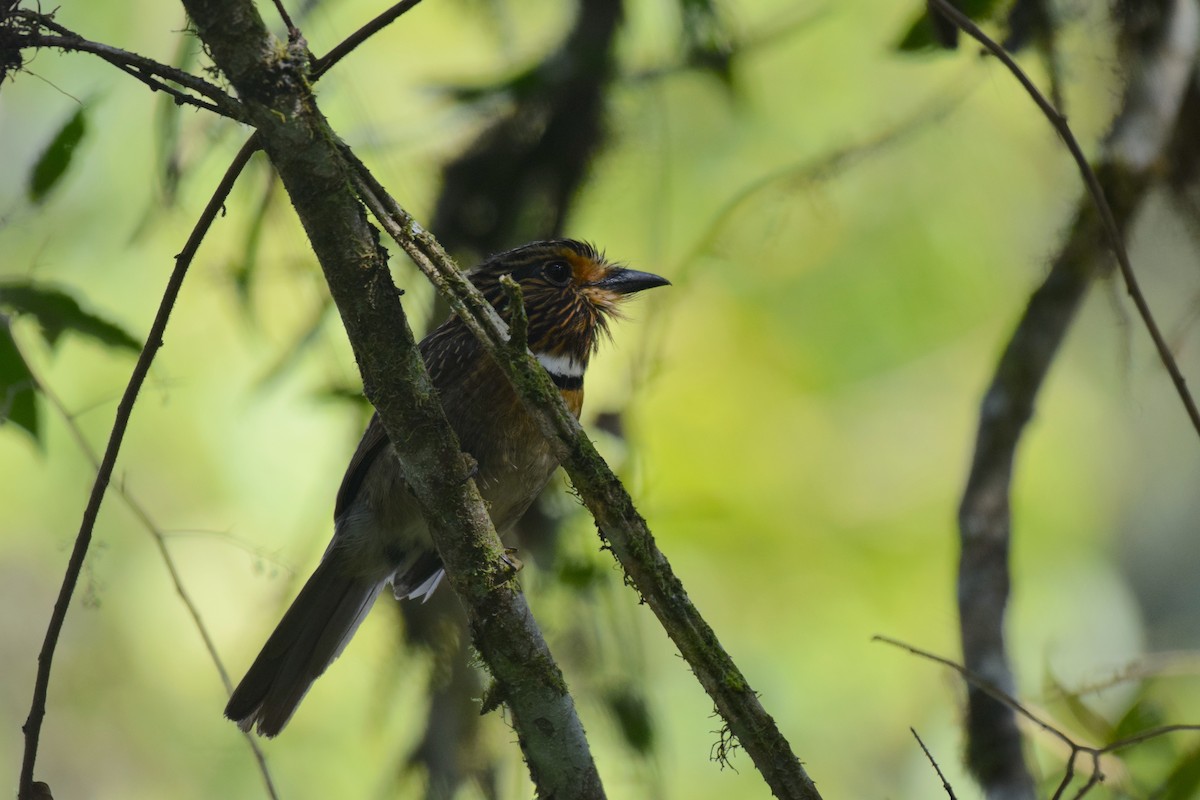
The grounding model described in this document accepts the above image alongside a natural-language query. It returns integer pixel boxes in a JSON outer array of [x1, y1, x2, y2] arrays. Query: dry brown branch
[[922, 1, 1200, 796], [17, 136, 261, 800]]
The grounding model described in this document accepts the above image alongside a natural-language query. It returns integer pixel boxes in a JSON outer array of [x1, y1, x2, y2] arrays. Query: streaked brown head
[[469, 239, 670, 376]]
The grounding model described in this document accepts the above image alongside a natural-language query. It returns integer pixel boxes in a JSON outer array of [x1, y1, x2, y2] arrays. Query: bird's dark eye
[[543, 261, 572, 286]]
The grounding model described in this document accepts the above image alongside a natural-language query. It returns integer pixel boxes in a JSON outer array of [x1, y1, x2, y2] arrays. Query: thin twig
[[927, 0, 1200, 437], [17, 136, 260, 800], [1097, 723, 1200, 754], [8, 11, 242, 118], [1050, 750, 1078, 800], [25, 357, 281, 800], [910, 728, 958, 799], [874, 635, 1075, 749], [1068, 755, 1103, 800], [269, 0, 296, 35], [1053, 651, 1200, 698], [670, 78, 972, 284], [499, 274, 528, 353], [109, 60, 223, 113], [310, 0, 424, 79], [877, 635, 1200, 800]]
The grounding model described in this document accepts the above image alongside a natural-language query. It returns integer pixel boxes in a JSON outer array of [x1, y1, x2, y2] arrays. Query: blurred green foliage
[[0, 280, 139, 441], [894, 0, 1007, 51], [27, 105, 87, 205], [2, 1, 1200, 799], [0, 317, 39, 439]]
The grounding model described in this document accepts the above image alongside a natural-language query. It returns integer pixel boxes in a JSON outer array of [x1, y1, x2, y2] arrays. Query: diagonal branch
[[345, 146, 824, 800], [877, 636, 1200, 800], [927, 0, 1200, 438], [4, 9, 243, 119], [957, 242, 1090, 798], [309, 0, 424, 80], [178, 1, 603, 795], [13, 0, 815, 794], [106, 58, 223, 113], [17, 136, 260, 800], [911, 727, 959, 800], [24, 344, 280, 800], [925, 2, 1200, 797]]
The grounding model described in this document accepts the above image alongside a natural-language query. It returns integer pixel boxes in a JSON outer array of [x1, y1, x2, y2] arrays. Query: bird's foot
[[461, 453, 479, 483], [499, 548, 524, 577]]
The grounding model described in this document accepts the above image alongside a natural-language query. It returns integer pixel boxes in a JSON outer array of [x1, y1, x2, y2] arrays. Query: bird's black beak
[[594, 267, 671, 295]]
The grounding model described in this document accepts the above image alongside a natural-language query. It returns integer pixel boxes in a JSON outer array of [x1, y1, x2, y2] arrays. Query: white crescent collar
[[535, 351, 584, 380]]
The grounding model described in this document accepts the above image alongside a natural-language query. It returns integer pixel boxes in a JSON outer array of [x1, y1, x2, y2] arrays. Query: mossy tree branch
[[347, 144, 824, 800], [12, 0, 820, 793], [178, 0, 603, 796]]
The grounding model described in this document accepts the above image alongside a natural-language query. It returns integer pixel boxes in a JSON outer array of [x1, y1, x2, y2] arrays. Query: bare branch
[[928, 0, 1200, 437], [267, 0, 296, 36], [921, 1, 1200, 796], [911, 728, 958, 800], [1049, 751, 1078, 800], [105, 58, 221, 112], [875, 636, 1074, 748], [879, 636, 1200, 800], [1066, 755, 1103, 800], [24, 341, 281, 800], [309, 0, 424, 80], [1097, 723, 1200, 754], [17, 137, 260, 800], [4, 10, 243, 118]]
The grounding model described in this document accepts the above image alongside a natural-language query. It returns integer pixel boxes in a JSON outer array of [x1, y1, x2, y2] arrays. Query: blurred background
[[3, 0, 1200, 797]]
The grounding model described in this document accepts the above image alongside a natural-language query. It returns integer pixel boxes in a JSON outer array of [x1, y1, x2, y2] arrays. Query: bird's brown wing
[[333, 320, 464, 520], [333, 412, 390, 519]]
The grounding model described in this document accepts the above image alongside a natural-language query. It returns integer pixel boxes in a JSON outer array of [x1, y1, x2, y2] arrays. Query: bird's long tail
[[225, 556, 386, 737]]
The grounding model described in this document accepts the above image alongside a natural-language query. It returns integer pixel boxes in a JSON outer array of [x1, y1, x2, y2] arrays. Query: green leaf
[[556, 554, 606, 590], [679, 0, 736, 84], [154, 36, 198, 207], [28, 106, 88, 205], [1160, 747, 1200, 800], [605, 686, 656, 755], [0, 282, 140, 352], [895, 0, 1007, 52], [897, 11, 949, 51], [312, 383, 371, 409], [1044, 667, 1113, 741], [1112, 696, 1165, 741], [231, 177, 278, 310], [0, 318, 40, 442]]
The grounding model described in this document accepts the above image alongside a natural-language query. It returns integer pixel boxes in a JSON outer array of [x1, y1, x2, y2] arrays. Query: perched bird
[[225, 239, 669, 736]]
